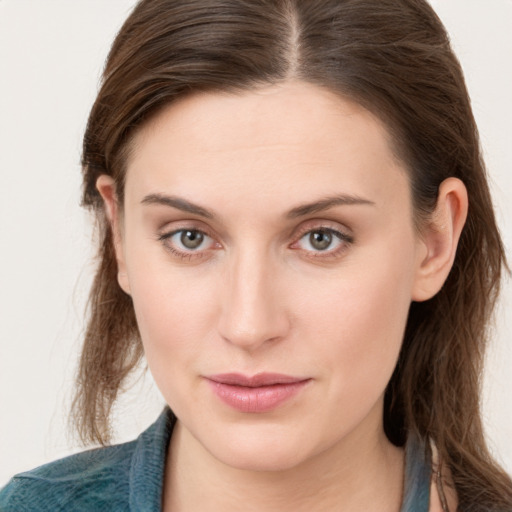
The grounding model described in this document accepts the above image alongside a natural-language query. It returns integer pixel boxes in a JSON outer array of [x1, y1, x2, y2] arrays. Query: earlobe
[[96, 175, 131, 295], [412, 178, 468, 302]]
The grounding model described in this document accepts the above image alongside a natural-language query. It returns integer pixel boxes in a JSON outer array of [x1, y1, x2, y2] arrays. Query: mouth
[[205, 373, 311, 413]]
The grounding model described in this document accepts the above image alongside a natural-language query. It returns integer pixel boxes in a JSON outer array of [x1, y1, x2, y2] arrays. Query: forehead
[[125, 81, 408, 213]]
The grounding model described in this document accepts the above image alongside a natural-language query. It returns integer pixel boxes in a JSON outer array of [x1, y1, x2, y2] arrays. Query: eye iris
[[310, 231, 332, 250], [180, 230, 204, 249]]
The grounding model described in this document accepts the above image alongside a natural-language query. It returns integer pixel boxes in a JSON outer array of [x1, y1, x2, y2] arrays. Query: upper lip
[[206, 373, 309, 387]]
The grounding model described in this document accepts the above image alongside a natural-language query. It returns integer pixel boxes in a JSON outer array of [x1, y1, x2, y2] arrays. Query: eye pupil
[[180, 230, 204, 249], [310, 231, 332, 250]]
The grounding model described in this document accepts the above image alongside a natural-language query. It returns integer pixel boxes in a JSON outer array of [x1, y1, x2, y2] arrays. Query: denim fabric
[[0, 409, 175, 511], [400, 433, 430, 512], [1, 408, 430, 511]]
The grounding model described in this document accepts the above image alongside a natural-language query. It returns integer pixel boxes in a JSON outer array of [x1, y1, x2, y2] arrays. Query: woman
[[1, 0, 511, 510]]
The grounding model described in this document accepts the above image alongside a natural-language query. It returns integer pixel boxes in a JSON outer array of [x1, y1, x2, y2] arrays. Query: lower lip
[[206, 379, 310, 413]]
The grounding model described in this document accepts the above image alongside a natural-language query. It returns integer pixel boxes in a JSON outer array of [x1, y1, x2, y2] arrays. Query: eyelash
[[158, 228, 218, 261], [291, 226, 354, 259], [157, 225, 354, 262]]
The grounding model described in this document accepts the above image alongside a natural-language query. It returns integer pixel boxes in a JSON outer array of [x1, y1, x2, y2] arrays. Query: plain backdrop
[[0, 0, 511, 486]]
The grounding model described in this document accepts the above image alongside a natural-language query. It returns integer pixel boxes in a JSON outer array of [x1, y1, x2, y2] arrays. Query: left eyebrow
[[286, 194, 375, 219]]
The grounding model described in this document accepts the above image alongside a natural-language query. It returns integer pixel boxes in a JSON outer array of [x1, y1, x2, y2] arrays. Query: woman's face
[[115, 82, 428, 471]]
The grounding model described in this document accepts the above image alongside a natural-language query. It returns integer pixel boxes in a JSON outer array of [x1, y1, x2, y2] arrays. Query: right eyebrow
[[141, 194, 214, 219]]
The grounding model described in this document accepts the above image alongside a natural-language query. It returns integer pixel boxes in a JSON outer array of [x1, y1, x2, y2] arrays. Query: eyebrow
[[141, 192, 375, 220], [286, 194, 375, 218], [141, 194, 214, 218]]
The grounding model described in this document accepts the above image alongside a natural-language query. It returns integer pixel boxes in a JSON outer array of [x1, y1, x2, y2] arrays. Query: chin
[[216, 444, 309, 473], [202, 424, 321, 473]]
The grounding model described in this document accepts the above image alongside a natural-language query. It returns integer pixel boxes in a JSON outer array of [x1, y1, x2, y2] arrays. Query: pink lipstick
[[205, 373, 310, 413]]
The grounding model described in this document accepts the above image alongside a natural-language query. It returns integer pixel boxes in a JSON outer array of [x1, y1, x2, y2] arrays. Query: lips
[[205, 373, 310, 413]]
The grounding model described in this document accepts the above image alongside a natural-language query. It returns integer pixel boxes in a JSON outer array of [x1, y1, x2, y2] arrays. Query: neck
[[163, 412, 404, 512]]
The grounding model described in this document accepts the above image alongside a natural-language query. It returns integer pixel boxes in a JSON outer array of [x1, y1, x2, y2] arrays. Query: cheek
[[296, 243, 416, 400], [123, 216, 214, 330], [124, 240, 220, 379], [129, 271, 219, 412], [131, 270, 217, 347]]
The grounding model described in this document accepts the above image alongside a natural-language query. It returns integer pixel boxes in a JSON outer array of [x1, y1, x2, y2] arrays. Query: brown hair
[[74, 0, 512, 509]]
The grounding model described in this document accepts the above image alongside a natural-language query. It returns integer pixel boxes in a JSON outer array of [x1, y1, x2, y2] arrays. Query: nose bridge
[[217, 243, 288, 350]]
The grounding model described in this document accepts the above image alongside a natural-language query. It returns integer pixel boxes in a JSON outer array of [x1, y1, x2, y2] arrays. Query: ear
[[412, 177, 468, 302], [96, 175, 131, 295]]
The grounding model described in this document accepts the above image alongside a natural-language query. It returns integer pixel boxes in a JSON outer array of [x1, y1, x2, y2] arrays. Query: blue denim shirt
[[0, 408, 430, 511]]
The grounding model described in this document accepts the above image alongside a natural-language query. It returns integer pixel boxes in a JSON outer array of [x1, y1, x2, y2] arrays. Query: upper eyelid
[[298, 227, 350, 239], [291, 220, 353, 240], [155, 216, 232, 243], [292, 227, 353, 247], [159, 228, 217, 248], [158, 223, 216, 240]]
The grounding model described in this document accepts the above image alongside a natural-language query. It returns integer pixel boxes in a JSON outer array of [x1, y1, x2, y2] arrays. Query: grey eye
[[295, 228, 349, 254], [180, 230, 204, 249], [159, 228, 218, 258], [309, 231, 333, 251]]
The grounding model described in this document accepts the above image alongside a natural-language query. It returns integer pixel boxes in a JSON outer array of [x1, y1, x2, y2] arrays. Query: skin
[[98, 81, 467, 512]]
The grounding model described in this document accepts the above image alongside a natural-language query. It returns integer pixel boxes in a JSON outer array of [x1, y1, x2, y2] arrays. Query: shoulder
[[0, 440, 137, 512], [0, 407, 175, 512]]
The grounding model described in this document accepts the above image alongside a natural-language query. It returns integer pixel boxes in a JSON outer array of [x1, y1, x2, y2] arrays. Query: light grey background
[[1, 0, 511, 486]]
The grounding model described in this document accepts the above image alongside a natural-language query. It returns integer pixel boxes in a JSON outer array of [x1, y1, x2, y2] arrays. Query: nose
[[217, 248, 291, 352]]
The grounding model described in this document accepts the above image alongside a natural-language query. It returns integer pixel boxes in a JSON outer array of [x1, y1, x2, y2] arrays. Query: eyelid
[[157, 224, 221, 261], [156, 219, 353, 262], [158, 220, 219, 243], [289, 221, 354, 258], [292, 219, 353, 241]]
